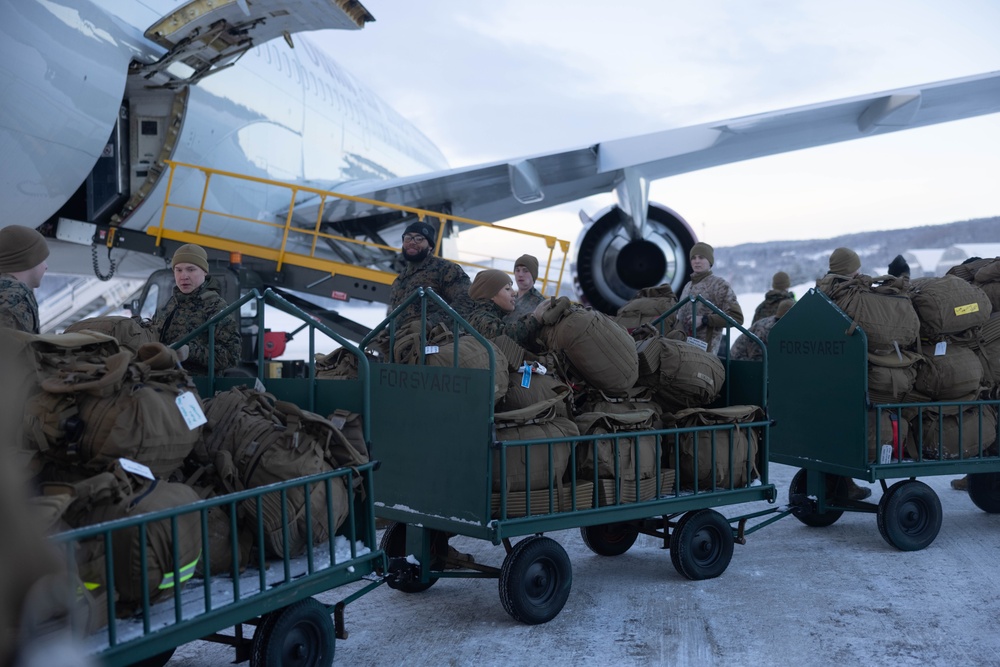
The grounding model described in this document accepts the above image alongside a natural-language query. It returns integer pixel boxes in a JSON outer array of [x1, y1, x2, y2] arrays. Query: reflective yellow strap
[[157, 552, 201, 590]]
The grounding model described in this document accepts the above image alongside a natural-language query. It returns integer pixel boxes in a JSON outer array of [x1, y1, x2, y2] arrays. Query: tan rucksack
[[540, 298, 639, 394], [24, 344, 202, 479], [635, 336, 725, 413], [824, 274, 920, 355], [909, 275, 992, 338], [665, 405, 762, 490], [615, 285, 678, 332], [64, 316, 158, 355], [574, 409, 658, 482], [911, 344, 983, 401], [493, 395, 576, 492], [867, 350, 921, 403], [908, 404, 998, 460]]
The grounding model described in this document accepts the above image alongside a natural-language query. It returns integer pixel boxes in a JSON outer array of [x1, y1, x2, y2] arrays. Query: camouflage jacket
[[676, 271, 743, 354], [0, 274, 39, 334], [152, 277, 241, 374], [506, 286, 545, 323], [388, 254, 474, 329], [752, 289, 795, 323], [467, 300, 541, 347], [731, 315, 779, 361]]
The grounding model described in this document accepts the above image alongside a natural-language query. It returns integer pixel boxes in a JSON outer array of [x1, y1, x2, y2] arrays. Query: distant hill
[[712, 215, 1000, 295]]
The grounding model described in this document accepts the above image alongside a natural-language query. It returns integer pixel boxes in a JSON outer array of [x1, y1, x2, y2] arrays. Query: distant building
[[936, 243, 1000, 275]]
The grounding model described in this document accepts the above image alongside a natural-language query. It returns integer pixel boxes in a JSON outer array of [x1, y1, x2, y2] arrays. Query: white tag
[[254, 377, 266, 393], [880, 444, 893, 465], [686, 336, 709, 351], [120, 457, 155, 481], [531, 362, 547, 376], [425, 345, 439, 354], [893, 340, 902, 362], [176, 391, 207, 430], [934, 341, 947, 356]]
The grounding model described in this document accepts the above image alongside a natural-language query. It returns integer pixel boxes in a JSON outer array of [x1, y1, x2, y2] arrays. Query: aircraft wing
[[301, 70, 1000, 228]]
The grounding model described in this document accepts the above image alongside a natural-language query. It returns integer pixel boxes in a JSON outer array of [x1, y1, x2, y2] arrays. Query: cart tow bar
[[735, 518, 748, 545]]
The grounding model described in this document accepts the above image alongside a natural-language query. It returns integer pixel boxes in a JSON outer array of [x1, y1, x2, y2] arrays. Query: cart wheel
[[249, 598, 334, 667], [499, 536, 572, 625], [876, 480, 942, 551], [126, 648, 175, 667], [788, 468, 844, 528], [379, 521, 439, 593], [580, 522, 639, 557], [668, 509, 734, 580], [967, 472, 1000, 513]]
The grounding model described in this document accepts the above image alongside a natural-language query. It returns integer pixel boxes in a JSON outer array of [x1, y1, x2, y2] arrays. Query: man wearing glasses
[[387, 221, 475, 329]]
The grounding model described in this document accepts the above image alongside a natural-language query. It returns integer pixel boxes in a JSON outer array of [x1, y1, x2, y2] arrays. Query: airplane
[[3, 0, 1000, 324]]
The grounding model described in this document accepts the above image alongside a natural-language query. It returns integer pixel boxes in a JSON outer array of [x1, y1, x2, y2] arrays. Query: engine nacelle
[[572, 203, 696, 314]]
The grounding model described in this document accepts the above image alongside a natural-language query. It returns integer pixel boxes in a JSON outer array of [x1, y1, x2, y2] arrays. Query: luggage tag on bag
[[119, 457, 155, 481], [254, 377, 267, 393], [520, 363, 532, 388], [686, 336, 709, 351], [425, 345, 439, 355], [880, 444, 893, 465], [934, 341, 947, 356], [176, 391, 208, 430]]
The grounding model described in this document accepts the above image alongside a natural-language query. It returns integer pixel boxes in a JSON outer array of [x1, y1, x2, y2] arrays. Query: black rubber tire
[[788, 468, 844, 528], [249, 598, 334, 667], [580, 522, 639, 557], [967, 472, 1000, 513], [127, 648, 176, 667], [668, 509, 734, 581], [379, 521, 439, 593], [499, 536, 572, 625], [876, 480, 942, 551]]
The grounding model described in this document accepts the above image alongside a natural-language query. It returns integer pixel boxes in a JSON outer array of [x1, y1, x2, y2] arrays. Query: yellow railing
[[147, 160, 570, 296]]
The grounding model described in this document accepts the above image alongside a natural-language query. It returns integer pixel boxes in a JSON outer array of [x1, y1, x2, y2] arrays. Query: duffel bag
[[638, 337, 725, 413], [574, 409, 658, 482], [493, 395, 576, 492], [615, 285, 677, 332], [64, 316, 158, 355], [978, 315, 1000, 386], [665, 405, 762, 489], [908, 404, 998, 460], [826, 274, 920, 355], [866, 409, 910, 463], [540, 299, 638, 394], [424, 335, 509, 404], [867, 350, 921, 403], [912, 344, 983, 401], [909, 275, 992, 338], [498, 372, 573, 418]]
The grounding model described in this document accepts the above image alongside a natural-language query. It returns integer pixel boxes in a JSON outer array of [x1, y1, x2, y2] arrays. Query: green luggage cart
[[49, 290, 385, 667], [770, 289, 1000, 551], [369, 289, 787, 624]]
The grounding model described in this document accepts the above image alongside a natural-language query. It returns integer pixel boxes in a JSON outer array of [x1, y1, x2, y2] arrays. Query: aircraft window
[[141, 120, 158, 135]]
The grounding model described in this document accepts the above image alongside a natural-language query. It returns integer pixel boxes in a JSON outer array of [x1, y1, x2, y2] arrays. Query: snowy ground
[[164, 462, 1000, 667]]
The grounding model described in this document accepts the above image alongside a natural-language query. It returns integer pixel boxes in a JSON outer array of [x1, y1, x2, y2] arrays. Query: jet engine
[[573, 203, 696, 314]]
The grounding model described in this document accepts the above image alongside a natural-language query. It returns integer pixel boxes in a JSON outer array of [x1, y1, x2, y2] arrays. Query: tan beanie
[[515, 254, 539, 281], [690, 242, 714, 267], [469, 269, 512, 301], [0, 225, 49, 273], [772, 271, 791, 290], [172, 244, 209, 273], [829, 247, 861, 275], [776, 299, 794, 319]]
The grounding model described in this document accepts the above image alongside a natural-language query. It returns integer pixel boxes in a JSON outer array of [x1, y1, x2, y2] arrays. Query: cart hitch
[[386, 556, 423, 585]]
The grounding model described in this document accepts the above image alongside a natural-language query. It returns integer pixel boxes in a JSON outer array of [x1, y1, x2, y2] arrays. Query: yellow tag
[[954, 303, 980, 316]]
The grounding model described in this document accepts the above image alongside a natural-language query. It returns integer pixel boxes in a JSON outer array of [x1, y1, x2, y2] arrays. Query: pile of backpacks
[[822, 266, 1000, 462], [12, 316, 368, 627], [356, 288, 762, 514]]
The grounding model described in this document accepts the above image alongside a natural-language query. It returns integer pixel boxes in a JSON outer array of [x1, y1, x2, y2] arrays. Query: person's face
[[513, 265, 534, 292], [690, 254, 711, 273], [492, 283, 516, 312], [401, 232, 430, 261], [174, 263, 207, 294], [22, 260, 47, 289]]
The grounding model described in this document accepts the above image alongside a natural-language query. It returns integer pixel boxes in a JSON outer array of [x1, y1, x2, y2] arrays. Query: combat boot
[[844, 478, 872, 501], [951, 475, 969, 491]]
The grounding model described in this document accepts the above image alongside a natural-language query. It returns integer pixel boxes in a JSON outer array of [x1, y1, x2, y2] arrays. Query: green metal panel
[[371, 363, 493, 531], [768, 290, 869, 475]]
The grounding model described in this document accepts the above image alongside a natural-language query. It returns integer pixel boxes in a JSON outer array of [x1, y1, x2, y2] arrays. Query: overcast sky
[[314, 1, 1000, 248]]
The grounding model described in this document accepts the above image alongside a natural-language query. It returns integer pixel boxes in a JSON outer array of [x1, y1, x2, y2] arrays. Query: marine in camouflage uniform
[[675, 242, 743, 355], [508, 286, 545, 321], [0, 275, 40, 334], [731, 300, 793, 361], [752, 271, 795, 323], [154, 245, 242, 375], [467, 299, 542, 347], [0, 225, 50, 334], [388, 221, 474, 329]]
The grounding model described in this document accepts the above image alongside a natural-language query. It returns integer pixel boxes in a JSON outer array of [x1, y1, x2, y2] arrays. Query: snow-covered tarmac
[[166, 462, 1000, 667]]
